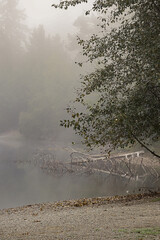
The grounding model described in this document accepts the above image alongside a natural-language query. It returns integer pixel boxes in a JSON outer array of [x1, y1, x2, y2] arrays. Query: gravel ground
[[0, 193, 160, 240]]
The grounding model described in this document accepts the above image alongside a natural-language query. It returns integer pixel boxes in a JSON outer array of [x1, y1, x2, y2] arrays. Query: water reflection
[[0, 141, 118, 209], [0, 137, 138, 210]]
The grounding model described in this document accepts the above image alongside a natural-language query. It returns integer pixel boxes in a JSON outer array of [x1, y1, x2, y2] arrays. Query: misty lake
[[0, 133, 128, 210]]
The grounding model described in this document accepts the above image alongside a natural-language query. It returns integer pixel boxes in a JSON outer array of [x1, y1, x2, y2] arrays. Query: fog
[[0, 137, 126, 209], [0, 0, 154, 209], [0, 0, 97, 139], [0, 0, 112, 209], [19, 0, 93, 37]]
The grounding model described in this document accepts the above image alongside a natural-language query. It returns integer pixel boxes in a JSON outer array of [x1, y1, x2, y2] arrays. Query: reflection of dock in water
[[20, 147, 160, 192]]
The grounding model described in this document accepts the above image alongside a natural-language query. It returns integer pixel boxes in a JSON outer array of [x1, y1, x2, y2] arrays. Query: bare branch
[[131, 132, 160, 159]]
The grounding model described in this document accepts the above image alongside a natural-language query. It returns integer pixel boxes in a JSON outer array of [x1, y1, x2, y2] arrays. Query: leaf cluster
[[54, 0, 160, 155]]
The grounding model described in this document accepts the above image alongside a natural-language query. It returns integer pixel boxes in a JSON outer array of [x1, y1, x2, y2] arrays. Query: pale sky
[[19, 0, 93, 37]]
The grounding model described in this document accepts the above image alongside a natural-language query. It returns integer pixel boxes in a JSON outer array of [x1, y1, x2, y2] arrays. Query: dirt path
[[0, 193, 160, 240]]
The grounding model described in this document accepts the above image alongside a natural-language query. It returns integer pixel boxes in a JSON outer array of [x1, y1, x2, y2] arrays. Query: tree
[[0, 0, 28, 132], [53, 1, 160, 158], [19, 25, 78, 139]]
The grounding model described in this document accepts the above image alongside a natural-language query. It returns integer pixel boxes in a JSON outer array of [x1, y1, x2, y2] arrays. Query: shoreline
[[0, 192, 160, 240], [1, 192, 159, 212]]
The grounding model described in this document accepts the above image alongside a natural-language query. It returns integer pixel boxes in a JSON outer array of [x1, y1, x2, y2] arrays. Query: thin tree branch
[[131, 132, 160, 159]]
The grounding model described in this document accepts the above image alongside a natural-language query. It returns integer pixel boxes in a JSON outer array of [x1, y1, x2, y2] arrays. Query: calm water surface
[[0, 140, 123, 209]]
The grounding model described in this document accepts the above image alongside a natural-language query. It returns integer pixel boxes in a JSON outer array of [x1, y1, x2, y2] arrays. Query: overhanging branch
[[131, 132, 160, 159]]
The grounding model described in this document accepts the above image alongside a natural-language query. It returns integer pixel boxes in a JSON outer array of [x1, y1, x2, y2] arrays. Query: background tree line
[[0, 0, 92, 140]]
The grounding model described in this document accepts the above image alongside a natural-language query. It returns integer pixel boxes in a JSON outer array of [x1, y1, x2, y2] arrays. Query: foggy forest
[[0, 0, 79, 140], [0, 1, 160, 239], [0, 0, 159, 210]]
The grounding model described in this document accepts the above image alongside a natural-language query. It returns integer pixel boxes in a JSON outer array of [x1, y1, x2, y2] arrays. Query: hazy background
[[0, 0, 97, 141], [19, 0, 93, 37], [0, 0, 110, 209], [0, 0, 156, 209]]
